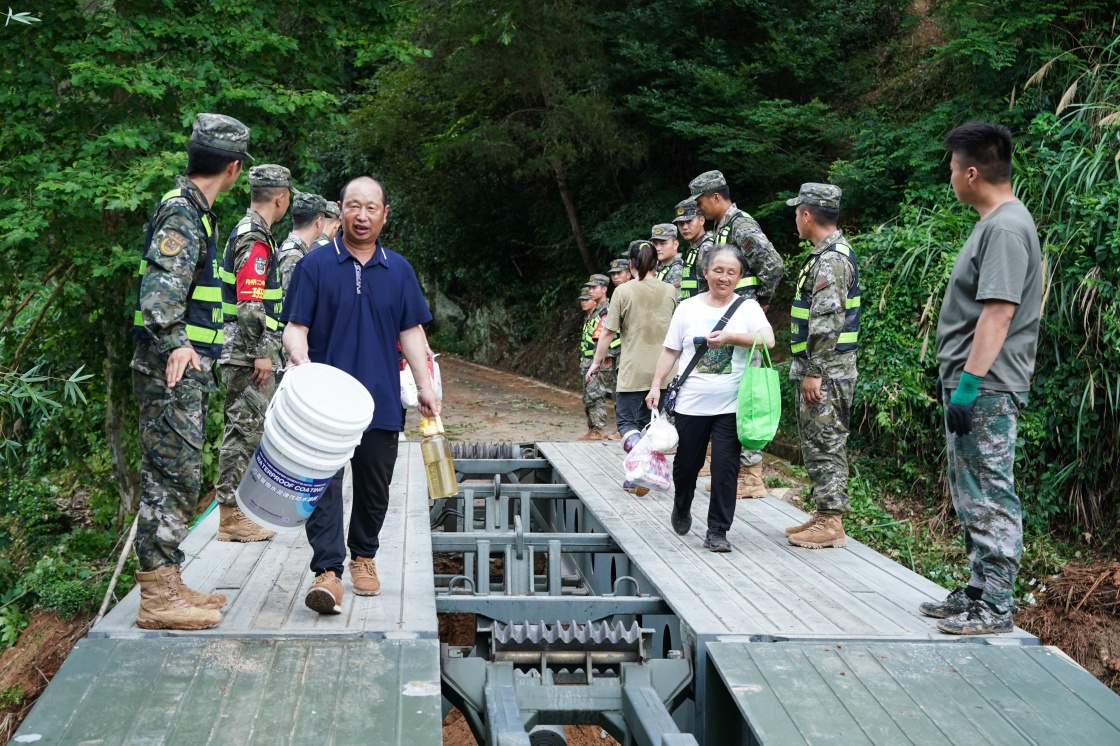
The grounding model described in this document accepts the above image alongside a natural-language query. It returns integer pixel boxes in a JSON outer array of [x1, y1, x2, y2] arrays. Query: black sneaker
[[919, 587, 972, 619], [703, 530, 731, 553], [936, 599, 1013, 635], [670, 508, 692, 536]]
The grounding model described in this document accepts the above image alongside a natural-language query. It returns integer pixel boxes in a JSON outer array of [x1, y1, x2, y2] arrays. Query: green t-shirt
[[936, 199, 1042, 392]]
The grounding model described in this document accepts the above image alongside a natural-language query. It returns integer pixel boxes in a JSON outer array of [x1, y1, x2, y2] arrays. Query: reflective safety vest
[[132, 188, 224, 359], [789, 241, 861, 358], [218, 216, 284, 332], [715, 212, 761, 292], [580, 305, 619, 358], [680, 249, 701, 300]]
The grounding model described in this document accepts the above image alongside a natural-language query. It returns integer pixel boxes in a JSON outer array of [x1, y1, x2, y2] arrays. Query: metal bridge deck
[[540, 441, 1034, 644], [92, 442, 437, 640], [17, 443, 442, 745]]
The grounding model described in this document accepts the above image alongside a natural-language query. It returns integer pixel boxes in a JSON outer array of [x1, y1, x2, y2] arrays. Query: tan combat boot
[[136, 566, 222, 630], [577, 427, 606, 441], [737, 464, 766, 498], [216, 504, 276, 542], [349, 556, 382, 596], [784, 516, 816, 537], [788, 514, 847, 549], [169, 564, 227, 610]]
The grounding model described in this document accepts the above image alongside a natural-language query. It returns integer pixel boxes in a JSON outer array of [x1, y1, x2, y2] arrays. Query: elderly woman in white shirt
[[646, 247, 774, 553]]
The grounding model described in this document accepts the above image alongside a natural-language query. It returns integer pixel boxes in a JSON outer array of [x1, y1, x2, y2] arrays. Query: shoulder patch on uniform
[[254, 255, 267, 275], [158, 231, 189, 257], [814, 281, 830, 292]]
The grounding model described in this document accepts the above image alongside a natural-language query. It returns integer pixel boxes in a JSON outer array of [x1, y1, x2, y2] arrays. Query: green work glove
[[946, 371, 982, 436]]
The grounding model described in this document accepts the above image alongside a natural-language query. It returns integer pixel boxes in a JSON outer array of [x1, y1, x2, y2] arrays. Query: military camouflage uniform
[[131, 115, 251, 572], [656, 254, 685, 298], [594, 298, 619, 397], [789, 227, 859, 514], [580, 297, 608, 430], [132, 177, 222, 571], [689, 232, 715, 293], [215, 172, 287, 508]]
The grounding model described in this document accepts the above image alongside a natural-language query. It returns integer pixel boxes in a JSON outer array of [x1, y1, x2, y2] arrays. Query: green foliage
[[0, 479, 72, 576], [0, 684, 25, 709], [0, 605, 28, 651]]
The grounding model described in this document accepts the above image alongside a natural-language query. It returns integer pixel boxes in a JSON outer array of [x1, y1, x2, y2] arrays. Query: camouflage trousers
[[133, 368, 211, 571], [580, 358, 607, 430], [601, 355, 618, 399], [945, 389, 1027, 613], [215, 364, 276, 507], [794, 377, 854, 514]]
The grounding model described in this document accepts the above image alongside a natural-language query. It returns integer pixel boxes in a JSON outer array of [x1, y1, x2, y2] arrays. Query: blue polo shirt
[[281, 235, 432, 431]]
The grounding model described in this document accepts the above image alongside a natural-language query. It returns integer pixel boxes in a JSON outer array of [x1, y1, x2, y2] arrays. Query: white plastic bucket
[[236, 363, 374, 531]]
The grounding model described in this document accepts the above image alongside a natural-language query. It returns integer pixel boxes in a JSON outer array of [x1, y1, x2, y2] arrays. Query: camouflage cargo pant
[[133, 368, 211, 571], [794, 377, 854, 514], [945, 389, 1026, 613], [601, 354, 618, 399], [579, 358, 607, 430], [215, 364, 276, 506]]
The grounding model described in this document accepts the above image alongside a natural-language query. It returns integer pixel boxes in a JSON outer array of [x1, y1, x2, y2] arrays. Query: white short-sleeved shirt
[[663, 295, 771, 416]]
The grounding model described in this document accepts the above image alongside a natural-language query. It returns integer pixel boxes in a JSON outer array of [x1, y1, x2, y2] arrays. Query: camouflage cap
[[190, 113, 251, 159], [291, 191, 324, 213], [688, 170, 727, 197], [786, 182, 842, 210], [578, 292, 592, 301], [673, 198, 700, 222], [608, 258, 630, 274], [321, 200, 341, 219], [585, 274, 610, 287], [650, 223, 678, 241], [249, 164, 291, 189]]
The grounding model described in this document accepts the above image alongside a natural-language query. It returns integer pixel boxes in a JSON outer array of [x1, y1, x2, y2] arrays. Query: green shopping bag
[[736, 339, 781, 450]]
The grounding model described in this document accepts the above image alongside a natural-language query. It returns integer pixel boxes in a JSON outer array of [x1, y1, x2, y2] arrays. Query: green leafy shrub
[[0, 479, 71, 574]]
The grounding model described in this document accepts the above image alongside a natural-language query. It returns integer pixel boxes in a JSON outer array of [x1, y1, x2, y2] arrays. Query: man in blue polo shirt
[[282, 176, 440, 615]]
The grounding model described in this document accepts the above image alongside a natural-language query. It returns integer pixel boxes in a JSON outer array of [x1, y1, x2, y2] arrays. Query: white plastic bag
[[622, 437, 673, 492], [429, 355, 443, 400], [642, 409, 678, 453], [400, 364, 419, 409]]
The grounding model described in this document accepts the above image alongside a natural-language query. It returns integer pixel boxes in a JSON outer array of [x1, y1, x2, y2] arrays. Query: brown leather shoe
[[788, 514, 847, 549], [136, 566, 221, 630], [216, 504, 275, 542], [577, 428, 607, 441], [737, 464, 766, 498], [349, 556, 381, 596], [305, 570, 343, 614], [169, 565, 227, 610], [607, 431, 622, 440]]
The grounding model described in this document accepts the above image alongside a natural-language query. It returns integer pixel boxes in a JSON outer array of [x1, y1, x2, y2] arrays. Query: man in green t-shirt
[[921, 122, 1042, 636]]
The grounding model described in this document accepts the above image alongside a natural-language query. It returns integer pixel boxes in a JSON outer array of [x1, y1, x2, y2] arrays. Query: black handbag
[[662, 297, 746, 417]]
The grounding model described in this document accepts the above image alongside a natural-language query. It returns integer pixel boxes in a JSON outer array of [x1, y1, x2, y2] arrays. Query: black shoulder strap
[[674, 296, 746, 387]]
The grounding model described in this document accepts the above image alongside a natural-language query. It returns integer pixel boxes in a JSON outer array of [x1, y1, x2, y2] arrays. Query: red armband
[[236, 241, 270, 301]]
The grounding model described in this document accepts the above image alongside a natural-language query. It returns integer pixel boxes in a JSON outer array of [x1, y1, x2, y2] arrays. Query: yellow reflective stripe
[[185, 325, 223, 345], [201, 215, 212, 237], [191, 286, 222, 302], [680, 280, 698, 288], [790, 323, 799, 334], [222, 303, 238, 315], [136, 260, 147, 276], [160, 189, 182, 202], [159, 188, 212, 236], [735, 276, 760, 288], [133, 310, 144, 326], [261, 288, 282, 300], [837, 332, 859, 344], [264, 317, 281, 330], [833, 245, 852, 258], [791, 342, 807, 354], [219, 269, 237, 284], [790, 306, 810, 320], [845, 296, 861, 309]]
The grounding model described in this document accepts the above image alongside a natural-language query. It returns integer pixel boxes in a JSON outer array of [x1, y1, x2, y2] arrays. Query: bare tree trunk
[[553, 162, 597, 274]]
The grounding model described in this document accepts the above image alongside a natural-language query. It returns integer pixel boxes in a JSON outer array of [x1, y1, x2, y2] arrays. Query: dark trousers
[[306, 428, 399, 577], [615, 391, 654, 437], [672, 412, 741, 533]]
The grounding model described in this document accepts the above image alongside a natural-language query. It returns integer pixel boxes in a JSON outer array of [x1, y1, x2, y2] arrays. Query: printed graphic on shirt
[[696, 345, 733, 375], [236, 241, 270, 301]]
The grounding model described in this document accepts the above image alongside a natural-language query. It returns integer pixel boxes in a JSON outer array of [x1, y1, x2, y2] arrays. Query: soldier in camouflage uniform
[[277, 192, 329, 295], [315, 199, 342, 248], [782, 184, 860, 549], [673, 198, 714, 299], [131, 113, 250, 630], [920, 123, 1041, 635], [214, 164, 291, 543], [651, 223, 684, 299], [689, 170, 785, 496], [578, 289, 609, 439]]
